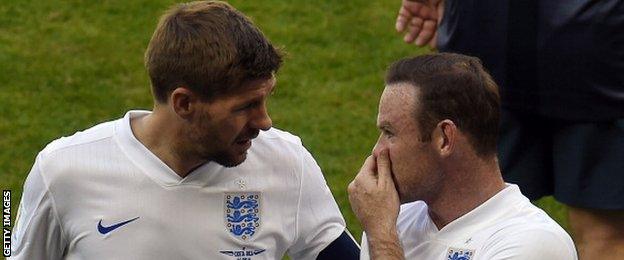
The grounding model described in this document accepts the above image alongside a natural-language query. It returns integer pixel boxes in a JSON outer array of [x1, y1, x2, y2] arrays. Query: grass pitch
[[0, 0, 568, 242]]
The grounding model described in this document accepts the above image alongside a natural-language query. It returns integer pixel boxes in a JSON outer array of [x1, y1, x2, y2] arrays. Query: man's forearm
[[366, 229, 405, 260]]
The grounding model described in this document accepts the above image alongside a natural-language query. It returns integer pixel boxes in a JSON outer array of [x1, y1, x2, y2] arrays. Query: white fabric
[[360, 184, 577, 259], [11, 110, 345, 260]]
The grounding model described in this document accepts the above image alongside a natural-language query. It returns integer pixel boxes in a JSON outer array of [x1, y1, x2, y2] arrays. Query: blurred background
[[0, 0, 567, 241]]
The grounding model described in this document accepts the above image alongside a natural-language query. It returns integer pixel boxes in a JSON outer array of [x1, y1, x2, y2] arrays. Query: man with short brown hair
[[348, 53, 577, 259], [10, 1, 359, 259], [394, 1, 624, 258], [145, 0, 282, 106]]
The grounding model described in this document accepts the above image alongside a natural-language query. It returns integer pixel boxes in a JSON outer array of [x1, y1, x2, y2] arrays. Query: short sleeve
[[478, 228, 578, 260], [9, 154, 66, 259], [287, 148, 346, 260]]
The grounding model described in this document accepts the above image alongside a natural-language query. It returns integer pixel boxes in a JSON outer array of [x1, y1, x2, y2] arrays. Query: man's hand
[[396, 0, 444, 48], [348, 150, 400, 233], [348, 150, 404, 259]]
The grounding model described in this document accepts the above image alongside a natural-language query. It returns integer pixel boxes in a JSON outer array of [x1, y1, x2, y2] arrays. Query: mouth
[[235, 138, 251, 145], [234, 131, 259, 150], [234, 139, 252, 152]]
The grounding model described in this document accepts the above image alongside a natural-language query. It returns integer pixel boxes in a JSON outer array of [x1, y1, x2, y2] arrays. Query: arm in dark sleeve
[[317, 231, 360, 260]]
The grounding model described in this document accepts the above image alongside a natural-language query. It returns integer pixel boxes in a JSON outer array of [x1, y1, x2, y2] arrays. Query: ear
[[169, 87, 197, 119], [433, 119, 456, 158]]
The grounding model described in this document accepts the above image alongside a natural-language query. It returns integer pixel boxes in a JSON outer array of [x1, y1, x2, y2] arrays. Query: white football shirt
[[360, 184, 577, 259], [11, 110, 346, 260]]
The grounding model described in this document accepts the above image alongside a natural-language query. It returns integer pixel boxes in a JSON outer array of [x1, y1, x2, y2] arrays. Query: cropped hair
[[386, 53, 501, 157], [145, 1, 283, 103]]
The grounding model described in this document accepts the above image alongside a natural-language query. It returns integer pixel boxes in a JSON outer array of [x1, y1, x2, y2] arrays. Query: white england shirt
[[11, 110, 346, 260], [360, 184, 577, 260]]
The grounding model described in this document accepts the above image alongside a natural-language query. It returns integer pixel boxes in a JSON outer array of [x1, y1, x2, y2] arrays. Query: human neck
[[130, 109, 206, 178], [426, 156, 505, 230]]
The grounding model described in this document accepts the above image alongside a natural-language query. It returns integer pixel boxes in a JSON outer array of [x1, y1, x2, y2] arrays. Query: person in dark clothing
[[394, 0, 624, 259]]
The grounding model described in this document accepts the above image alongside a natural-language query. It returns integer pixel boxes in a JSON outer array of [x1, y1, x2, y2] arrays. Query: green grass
[[0, 0, 568, 245]]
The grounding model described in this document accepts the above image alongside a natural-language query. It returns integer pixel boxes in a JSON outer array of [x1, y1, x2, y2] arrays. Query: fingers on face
[[348, 156, 376, 197], [376, 149, 394, 186], [359, 155, 376, 174]]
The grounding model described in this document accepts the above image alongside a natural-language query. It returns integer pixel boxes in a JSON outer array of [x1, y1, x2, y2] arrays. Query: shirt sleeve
[[478, 228, 578, 260], [9, 154, 66, 260], [287, 147, 346, 260]]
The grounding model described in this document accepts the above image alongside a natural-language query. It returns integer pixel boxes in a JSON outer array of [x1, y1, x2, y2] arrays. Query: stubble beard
[[212, 151, 247, 168], [398, 168, 445, 205], [193, 134, 246, 168], [187, 124, 247, 168]]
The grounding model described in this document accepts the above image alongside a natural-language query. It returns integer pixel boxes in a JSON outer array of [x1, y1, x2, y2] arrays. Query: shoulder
[[246, 128, 331, 194], [40, 119, 118, 157], [255, 127, 303, 147], [480, 226, 576, 259], [35, 118, 120, 180], [479, 206, 577, 259], [250, 127, 307, 164]]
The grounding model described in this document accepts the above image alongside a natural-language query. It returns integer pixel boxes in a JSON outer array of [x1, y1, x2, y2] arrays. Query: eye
[[237, 101, 261, 111], [241, 103, 254, 110], [383, 129, 394, 137]]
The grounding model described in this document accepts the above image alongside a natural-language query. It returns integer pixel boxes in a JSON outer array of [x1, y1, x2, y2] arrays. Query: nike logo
[[97, 217, 139, 235]]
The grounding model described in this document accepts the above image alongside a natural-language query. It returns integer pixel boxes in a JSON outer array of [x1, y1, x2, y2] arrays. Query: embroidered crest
[[446, 247, 474, 260], [225, 192, 260, 241]]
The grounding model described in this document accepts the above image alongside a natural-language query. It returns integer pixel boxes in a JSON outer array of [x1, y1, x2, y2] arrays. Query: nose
[[251, 105, 272, 131]]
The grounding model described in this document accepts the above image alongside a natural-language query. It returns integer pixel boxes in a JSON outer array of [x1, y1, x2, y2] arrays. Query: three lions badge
[[447, 247, 474, 260], [225, 193, 261, 241]]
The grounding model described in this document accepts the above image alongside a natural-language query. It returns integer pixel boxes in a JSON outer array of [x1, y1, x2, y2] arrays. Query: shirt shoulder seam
[[36, 153, 70, 250]]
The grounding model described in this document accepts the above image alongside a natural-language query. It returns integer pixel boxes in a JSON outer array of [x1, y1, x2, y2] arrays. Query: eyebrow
[[233, 86, 274, 109], [244, 84, 275, 100]]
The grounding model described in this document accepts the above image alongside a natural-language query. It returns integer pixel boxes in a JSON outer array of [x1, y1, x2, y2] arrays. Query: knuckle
[[347, 182, 356, 193]]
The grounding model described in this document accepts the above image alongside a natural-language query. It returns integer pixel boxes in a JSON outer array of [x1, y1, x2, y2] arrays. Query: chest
[[54, 171, 300, 259], [400, 227, 499, 260]]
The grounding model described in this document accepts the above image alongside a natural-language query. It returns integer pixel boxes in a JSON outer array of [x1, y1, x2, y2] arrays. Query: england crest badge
[[224, 192, 261, 241], [446, 247, 474, 260]]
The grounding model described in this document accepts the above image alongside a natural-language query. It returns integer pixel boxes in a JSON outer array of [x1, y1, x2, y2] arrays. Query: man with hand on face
[[348, 53, 577, 260], [395, 1, 624, 259], [10, 1, 359, 259]]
